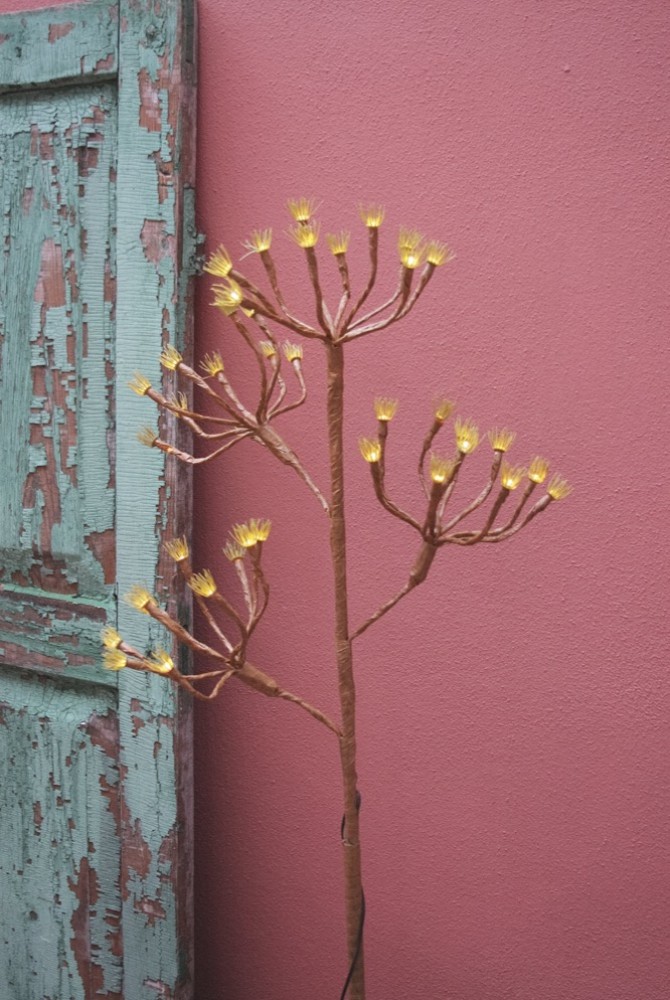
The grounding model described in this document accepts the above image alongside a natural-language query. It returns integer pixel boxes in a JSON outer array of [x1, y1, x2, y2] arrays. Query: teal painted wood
[[115, 1, 196, 993], [0, 1, 196, 996], [0, 1, 118, 92]]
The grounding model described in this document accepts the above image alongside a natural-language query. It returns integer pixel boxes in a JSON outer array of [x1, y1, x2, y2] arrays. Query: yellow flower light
[[200, 351, 225, 376], [425, 241, 454, 267], [103, 649, 127, 672], [249, 518, 272, 542], [129, 372, 151, 396], [165, 537, 189, 562], [500, 460, 526, 491], [434, 398, 456, 423], [359, 204, 385, 228], [454, 418, 479, 454], [326, 231, 351, 255], [283, 342, 303, 363], [124, 585, 154, 614], [231, 522, 259, 548], [287, 197, 317, 223], [188, 570, 217, 598], [399, 245, 426, 269], [148, 649, 175, 675], [223, 540, 245, 561], [373, 397, 398, 422], [137, 426, 158, 448], [244, 228, 272, 253], [429, 453, 456, 485], [160, 344, 182, 370], [289, 222, 320, 249], [101, 626, 122, 650], [528, 456, 550, 484], [203, 245, 233, 278], [398, 227, 424, 251], [547, 474, 573, 501], [259, 341, 277, 359], [488, 428, 516, 453], [358, 437, 382, 463], [212, 279, 244, 315], [168, 391, 189, 412]]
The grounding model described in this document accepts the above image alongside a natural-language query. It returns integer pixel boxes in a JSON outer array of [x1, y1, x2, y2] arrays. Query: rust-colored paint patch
[[136, 895, 167, 926], [140, 218, 175, 265], [48, 21, 75, 42], [138, 67, 162, 132]]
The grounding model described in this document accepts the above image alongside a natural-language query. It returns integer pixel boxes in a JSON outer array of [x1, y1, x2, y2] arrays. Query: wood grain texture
[[0, 1, 197, 995], [0, 1, 118, 92], [116, 1, 196, 996]]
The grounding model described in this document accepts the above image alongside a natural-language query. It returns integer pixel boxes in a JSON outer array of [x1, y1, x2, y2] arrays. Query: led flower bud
[[164, 537, 189, 562], [169, 392, 189, 412], [326, 231, 351, 255], [500, 461, 526, 491], [259, 341, 277, 359], [249, 518, 272, 542], [103, 649, 127, 671], [283, 343, 303, 363], [223, 540, 245, 562], [547, 474, 573, 501], [399, 245, 425, 270], [160, 344, 182, 370], [148, 649, 175, 675], [398, 227, 424, 252], [425, 241, 455, 267], [124, 585, 154, 613], [203, 245, 233, 278], [188, 570, 217, 598], [212, 279, 243, 315], [231, 522, 259, 548], [287, 197, 317, 223], [528, 456, 550, 484], [359, 437, 382, 463], [289, 222, 320, 248], [434, 398, 456, 423], [244, 228, 272, 253], [454, 418, 480, 454], [129, 372, 151, 396], [374, 397, 398, 422], [488, 428, 516, 453], [137, 426, 158, 448], [429, 454, 456, 485], [200, 352, 225, 376], [101, 626, 122, 650], [359, 204, 385, 228]]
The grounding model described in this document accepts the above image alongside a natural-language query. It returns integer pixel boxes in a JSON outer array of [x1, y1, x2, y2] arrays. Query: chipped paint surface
[[0, 666, 122, 998], [0, 0, 196, 996], [0, 84, 116, 598]]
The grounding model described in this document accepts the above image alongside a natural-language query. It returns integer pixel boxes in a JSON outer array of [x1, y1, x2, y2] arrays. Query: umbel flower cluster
[[107, 196, 571, 1000]]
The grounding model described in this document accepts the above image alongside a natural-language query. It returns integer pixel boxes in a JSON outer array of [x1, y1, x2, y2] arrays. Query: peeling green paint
[[0, 0, 195, 995]]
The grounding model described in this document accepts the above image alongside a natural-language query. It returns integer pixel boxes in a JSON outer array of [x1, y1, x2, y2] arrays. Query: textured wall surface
[[2, 1, 669, 998]]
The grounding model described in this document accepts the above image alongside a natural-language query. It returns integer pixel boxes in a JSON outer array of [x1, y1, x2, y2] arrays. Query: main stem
[[326, 339, 365, 1000]]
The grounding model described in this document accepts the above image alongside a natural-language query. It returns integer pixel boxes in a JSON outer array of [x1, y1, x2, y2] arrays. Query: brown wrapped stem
[[441, 452, 503, 533], [344, 227, 379, 329], [370, 462, 422, 533], [352, 541, 438, 640], [343, 268, 413, 341], [305, 246, 333, 335], [325, 339, 365, 998]]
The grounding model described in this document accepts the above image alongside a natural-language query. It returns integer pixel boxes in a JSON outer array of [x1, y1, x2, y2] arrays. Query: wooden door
[[0, 2, 196, 996]]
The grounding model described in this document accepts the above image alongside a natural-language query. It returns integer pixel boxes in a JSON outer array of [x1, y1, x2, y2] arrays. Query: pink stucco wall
[[2, 1, 667, 998], [191, 2, 670, 998]]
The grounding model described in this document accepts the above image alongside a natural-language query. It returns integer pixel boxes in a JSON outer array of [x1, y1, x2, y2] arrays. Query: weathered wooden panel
[[0, 2, 196, 995], [0, 1, 117, 92], [0, 83, 116, 601], [115, 1, 197, 994], [0, 667, 122, 999]]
